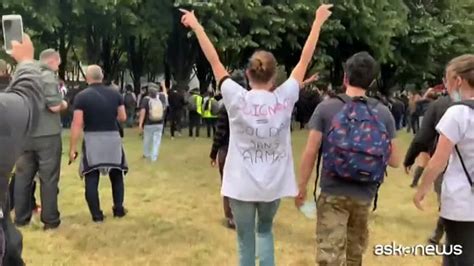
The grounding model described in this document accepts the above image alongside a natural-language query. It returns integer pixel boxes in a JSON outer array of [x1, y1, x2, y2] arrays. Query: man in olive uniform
[[14, 49, 67, 230]]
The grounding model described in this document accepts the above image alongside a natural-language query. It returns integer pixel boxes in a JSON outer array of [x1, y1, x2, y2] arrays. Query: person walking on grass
[[14, 49, 68, 231], [404, 88, 452, 245], [188, 88, 203, 138], [69, 65, 128, 223], [414, 54, 474, 266], [168, 87, 186, 139], [181, 4, 332, 266], [202, 91, 219, 138], [124, 84, 137, 128], [297, 52, 401, 266], [139, 82, 168, 162], [210, 71, 248, 230]]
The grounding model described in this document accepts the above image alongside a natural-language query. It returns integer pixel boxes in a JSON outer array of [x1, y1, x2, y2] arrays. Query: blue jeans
[[143, 124, 164, 161], [229, 199, 281, 266], [126, 108, 135, 127]]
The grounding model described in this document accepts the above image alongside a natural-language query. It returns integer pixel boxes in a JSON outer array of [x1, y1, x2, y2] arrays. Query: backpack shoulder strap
[[449, 101, 474, 188], [336, 93, 351, 104], [366, 97, 380, 108], [313, 143, 323, 202], [451, 100, 474, 110], [455, 145, 474, 188]]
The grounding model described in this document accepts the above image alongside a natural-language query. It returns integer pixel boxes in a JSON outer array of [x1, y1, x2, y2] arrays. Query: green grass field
[[19, 129, 441, 266]]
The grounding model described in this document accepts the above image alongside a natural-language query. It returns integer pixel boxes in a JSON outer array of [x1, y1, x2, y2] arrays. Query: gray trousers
[[14, 134, 61, 227]]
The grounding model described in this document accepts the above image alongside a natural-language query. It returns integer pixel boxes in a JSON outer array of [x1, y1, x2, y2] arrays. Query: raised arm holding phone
[[0, 32, 44, 265]]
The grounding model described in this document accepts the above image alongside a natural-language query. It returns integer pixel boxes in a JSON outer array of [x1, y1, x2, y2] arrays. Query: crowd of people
[[0, 3, 473, 266]]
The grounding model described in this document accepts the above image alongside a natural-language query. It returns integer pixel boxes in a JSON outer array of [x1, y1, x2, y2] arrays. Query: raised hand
[[315, 4, 333, 25], [179, 9, 201, 31], [305, 73, 319, 83], [11, 34, 34, 63]]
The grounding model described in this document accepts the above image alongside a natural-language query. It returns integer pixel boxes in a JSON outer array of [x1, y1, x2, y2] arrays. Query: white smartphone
[[2, 15, 23, 54]]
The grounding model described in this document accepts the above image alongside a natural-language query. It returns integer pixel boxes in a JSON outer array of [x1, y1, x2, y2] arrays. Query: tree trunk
[[164, 58, 171, 91], [196, 50, 213, 94], [127, 35, 149, 93], [166, 9, 199, 92]]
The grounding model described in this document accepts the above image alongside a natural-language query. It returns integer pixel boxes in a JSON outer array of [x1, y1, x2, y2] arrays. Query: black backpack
[[124, 93, 136, 109]]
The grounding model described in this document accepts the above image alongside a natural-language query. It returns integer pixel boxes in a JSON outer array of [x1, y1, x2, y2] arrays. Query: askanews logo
[[373, 242, 463, 256]]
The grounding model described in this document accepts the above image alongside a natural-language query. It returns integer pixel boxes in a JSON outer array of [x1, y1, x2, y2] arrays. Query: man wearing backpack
[[202, 92, 219, 138], [296, 52, 400, 265], [123, 84, 137, 128], [188, 88, 203, 138], [139, 83, 168, 162]]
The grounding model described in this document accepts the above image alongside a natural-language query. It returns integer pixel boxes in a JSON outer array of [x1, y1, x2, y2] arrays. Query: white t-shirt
[[220, 77, 300, 202], [436, 105, 474, 221]]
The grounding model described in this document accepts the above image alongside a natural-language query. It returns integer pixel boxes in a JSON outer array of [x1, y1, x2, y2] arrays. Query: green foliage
[[0, 0, 472, 90]]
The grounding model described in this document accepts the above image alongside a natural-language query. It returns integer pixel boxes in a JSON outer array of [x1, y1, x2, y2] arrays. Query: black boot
[[410, 166, 424, 188], [113, 207, 127, 218], [92, 211, 105, 223]]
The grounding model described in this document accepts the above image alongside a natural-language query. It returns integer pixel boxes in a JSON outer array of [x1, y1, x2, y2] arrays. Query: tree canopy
[[1, 0, 472, 93]]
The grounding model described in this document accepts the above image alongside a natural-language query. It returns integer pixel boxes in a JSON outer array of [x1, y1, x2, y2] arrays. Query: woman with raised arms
[[180, 5, 332, 266]]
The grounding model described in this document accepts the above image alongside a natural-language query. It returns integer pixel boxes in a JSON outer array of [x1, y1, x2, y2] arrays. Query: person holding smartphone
[[0, 33, 45, 266]]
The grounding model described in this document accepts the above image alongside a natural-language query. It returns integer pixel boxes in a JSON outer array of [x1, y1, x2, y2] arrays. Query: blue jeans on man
[[229, 199, 280, 266], [126, 108, 135, 128], [143, 124, 164, 161]]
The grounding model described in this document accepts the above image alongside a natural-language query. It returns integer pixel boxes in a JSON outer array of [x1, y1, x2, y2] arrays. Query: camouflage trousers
[[316, 193, 371, 266]]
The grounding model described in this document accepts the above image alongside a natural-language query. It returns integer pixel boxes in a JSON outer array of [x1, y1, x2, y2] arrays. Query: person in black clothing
[[409, 92, 438, 188], [388, 96, 405, 131], [415, 91, 435, 127], [167, 87, 186, 138], [123, 84, 137, 128], [404, 94, 452, 244], [398, 92, 409, 128], [69, 65, 128, 223], [296, 87, 321, 129], [209, 70, 248, 229], [407, 90, 422, 134], [210, 104, 233, 228]]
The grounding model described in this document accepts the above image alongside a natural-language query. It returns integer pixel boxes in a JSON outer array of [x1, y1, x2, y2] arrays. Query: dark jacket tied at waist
[[79, 131, 128, 177]]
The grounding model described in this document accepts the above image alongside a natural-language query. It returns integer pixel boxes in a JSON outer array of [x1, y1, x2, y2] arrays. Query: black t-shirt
[[140, 94, 167, 125], [74, 84, 124, 132], [168, 90, 186, 110]]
